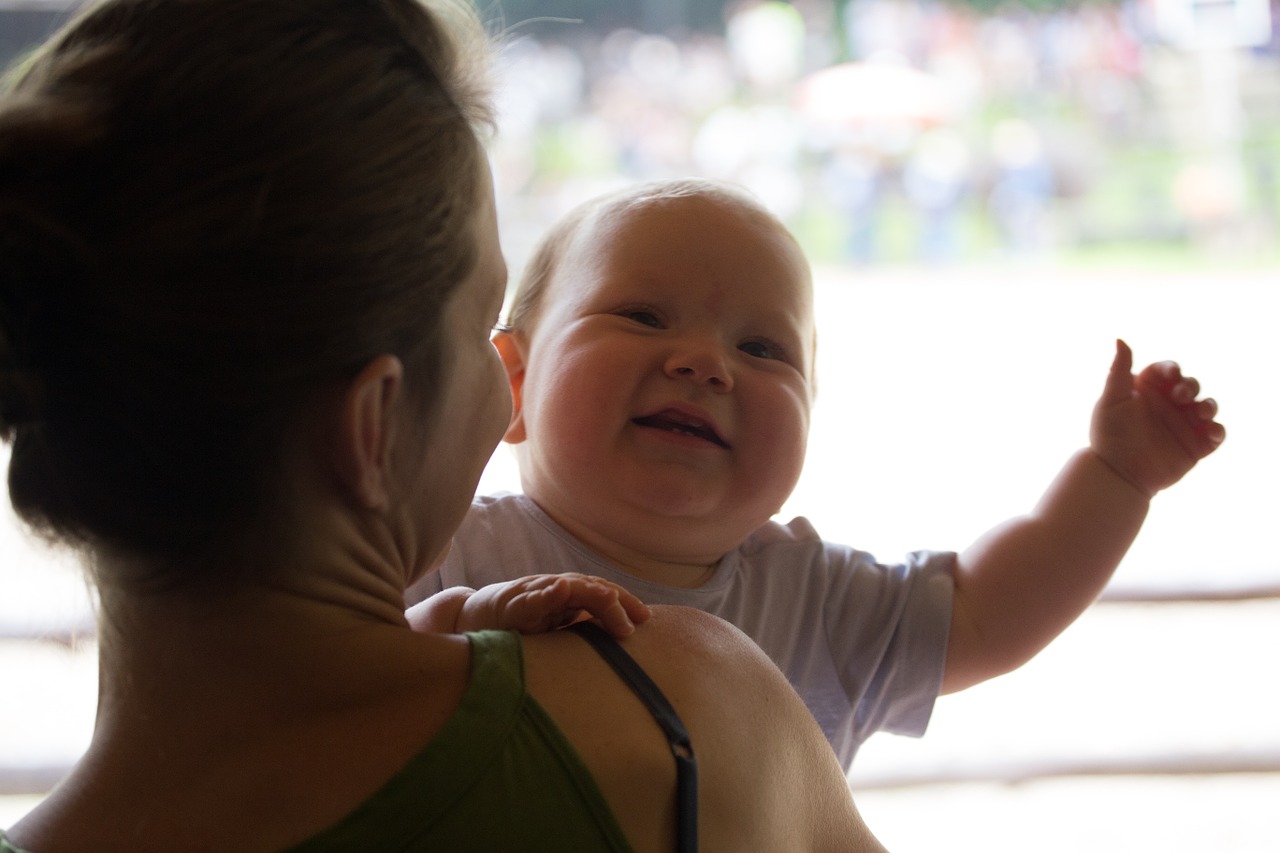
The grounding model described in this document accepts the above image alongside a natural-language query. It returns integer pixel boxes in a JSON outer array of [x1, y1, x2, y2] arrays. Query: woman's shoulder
[[524, 606, 886, 852], [523, 605, 777, 721]]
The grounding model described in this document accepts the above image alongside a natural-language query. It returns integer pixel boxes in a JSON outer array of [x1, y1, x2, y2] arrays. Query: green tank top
[[285, 629, 634, 852], [1, 631, 633, 853]]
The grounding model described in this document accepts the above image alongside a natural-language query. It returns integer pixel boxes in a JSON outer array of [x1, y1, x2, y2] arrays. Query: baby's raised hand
[[1090, 339, 1225, 498], [447, 574, 651, 636]]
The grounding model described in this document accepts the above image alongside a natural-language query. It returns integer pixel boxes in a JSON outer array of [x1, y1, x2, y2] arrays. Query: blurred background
[[2, 0, 1277, 849], [477, 0, 1280, 269]]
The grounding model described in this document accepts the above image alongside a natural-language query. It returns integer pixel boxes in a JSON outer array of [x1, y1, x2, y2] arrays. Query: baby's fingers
[[1136, 364, 1226, 456], [1170, 375, 1200, 405], [1137, 361, 1208, 411], [1136, 362, 1207, 419], [1135, 359, 1182, 395], [613, 586, 652, 625], [553, 576, 650, 637], [1191, 397, 1227, 448], [1196, 397, 1219, 421]]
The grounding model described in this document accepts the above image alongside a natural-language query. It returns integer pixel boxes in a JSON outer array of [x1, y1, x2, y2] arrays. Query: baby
[[407, 177, 1225, 768]]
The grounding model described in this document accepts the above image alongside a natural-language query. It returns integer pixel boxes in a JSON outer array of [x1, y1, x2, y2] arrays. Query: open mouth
[[632, 409, 730, 448]]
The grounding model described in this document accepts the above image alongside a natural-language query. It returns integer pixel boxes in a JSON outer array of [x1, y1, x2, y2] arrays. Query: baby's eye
[[738, 339, 787, 362], [618, 308, 664, 328]]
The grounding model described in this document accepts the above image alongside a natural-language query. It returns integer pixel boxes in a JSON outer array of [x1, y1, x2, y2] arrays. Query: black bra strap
[[568, 620, 698, 853]]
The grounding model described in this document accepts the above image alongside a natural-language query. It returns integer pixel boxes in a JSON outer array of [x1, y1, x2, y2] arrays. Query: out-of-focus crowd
[[489, 0, 1280, 267]]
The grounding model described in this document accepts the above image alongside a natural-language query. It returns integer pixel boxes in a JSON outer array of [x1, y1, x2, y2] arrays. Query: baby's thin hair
[[505, 177, 789, 332]]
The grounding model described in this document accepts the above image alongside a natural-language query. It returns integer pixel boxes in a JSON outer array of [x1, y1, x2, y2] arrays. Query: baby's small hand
[[455, 573, 651, 637], [1090, 340, 1225, 498]]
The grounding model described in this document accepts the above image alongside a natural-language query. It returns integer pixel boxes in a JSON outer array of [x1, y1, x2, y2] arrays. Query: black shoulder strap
[[567, 620, 698, 853]]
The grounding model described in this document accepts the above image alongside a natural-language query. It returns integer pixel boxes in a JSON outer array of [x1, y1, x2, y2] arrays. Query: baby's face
[[509, 194, 816, 562]]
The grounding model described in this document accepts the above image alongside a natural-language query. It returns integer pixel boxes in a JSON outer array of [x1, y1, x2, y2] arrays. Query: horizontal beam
[[1098, 582, 1280, 604], [851, 750, 1280, 791], [0, 764, 69, 797]]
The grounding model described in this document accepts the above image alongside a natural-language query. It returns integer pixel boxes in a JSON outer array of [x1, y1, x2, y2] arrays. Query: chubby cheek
[[742, 389, 811, 506], [525, 357, 618, 463]]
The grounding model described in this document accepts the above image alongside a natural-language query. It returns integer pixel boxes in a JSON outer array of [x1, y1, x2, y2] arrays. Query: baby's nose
[[664, 343, 733, 391]]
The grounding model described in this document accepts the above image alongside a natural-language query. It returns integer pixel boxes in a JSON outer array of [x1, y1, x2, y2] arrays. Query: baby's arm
[[406, 573, 651, 637], [943, 340, 1225, 693], [406, 586, 477, 633]]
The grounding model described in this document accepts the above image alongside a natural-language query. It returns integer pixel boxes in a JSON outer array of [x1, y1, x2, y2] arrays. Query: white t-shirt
[[408, 492, 955, 769]]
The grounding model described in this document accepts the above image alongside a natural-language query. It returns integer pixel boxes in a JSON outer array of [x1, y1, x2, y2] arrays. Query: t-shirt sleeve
[[822, 546, 955, 744]]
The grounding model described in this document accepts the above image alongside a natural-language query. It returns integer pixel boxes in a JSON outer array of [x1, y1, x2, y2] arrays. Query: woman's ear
[[491, 331, 528, 444], [334, 354, 404, 511]]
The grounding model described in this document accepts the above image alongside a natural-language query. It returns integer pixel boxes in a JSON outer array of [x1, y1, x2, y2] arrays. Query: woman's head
[[0, 0, 495, 585]]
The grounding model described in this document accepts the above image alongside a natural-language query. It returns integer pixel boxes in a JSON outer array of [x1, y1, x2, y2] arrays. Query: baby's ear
[[492, 331, 528, 443]]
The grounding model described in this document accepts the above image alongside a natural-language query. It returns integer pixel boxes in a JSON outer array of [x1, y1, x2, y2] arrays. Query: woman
[[0, 0, 886, 849]]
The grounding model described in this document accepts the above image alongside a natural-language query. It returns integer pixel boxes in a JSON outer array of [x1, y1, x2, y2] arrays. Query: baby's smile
[[632, 408, 730, 449]]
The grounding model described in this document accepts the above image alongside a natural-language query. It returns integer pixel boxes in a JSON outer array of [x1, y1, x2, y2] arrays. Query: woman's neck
[[90, 540, 423, 736], [24, 573, 471, 853]]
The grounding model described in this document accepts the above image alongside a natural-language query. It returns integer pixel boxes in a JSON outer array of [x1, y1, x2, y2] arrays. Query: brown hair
[[0, 0, 494, 584]]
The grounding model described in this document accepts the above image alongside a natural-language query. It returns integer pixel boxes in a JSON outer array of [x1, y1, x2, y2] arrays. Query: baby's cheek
[[754, 396, 809, 483]]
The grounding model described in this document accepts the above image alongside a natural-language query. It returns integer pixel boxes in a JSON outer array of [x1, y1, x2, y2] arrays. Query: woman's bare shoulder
[[526, 606, 888, 852], [621, 604, 762, 663]]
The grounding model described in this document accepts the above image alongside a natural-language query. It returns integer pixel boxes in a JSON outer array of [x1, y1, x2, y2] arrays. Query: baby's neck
[[611, 556, 719, 589], [542, 505, 723, 590]]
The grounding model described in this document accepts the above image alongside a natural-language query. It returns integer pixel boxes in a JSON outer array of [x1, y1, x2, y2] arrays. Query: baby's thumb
[[1098, 339, 1134, 405]]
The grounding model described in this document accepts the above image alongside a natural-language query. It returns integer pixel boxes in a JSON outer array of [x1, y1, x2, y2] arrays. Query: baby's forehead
[[559, 190, 816, 323], [578, 189, 810, 279]]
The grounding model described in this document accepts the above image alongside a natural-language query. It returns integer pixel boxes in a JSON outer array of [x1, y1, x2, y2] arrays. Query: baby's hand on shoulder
[[1090, 339, 1225, 498], [451, 574, 651, 637]]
